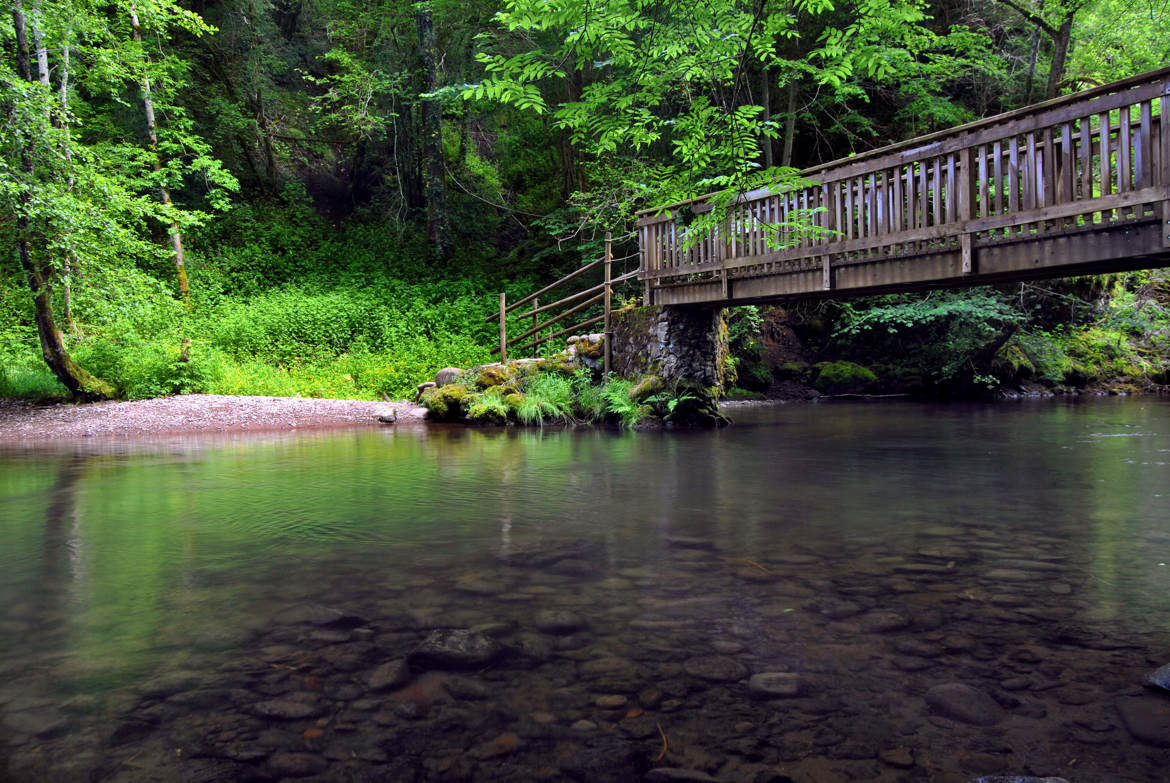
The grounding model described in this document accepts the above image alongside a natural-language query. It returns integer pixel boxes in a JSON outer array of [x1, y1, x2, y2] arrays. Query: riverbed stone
[[859, 611, 910, 633], [247, 698, 326, 720], [272, 603, 364, 628], [684, 656, 748, 682], [409, 629, 505, 669], [268, 752, 327, 777], [367, 659, 410, 691], [1116, 696, 1170, 746], [878, 747, 914, 768], [470, 732, 522, 759], [966, 778, 1070, 783], [645, 768, 721, 782], [534, 609, 588, 634], [748, 672, 800, 698], [1145, 663, 1170, 692], [924, 683, 1005, 726]]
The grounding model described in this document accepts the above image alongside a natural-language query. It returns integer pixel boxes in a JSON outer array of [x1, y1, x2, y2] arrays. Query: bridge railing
[[637, 67, 1170, 298]]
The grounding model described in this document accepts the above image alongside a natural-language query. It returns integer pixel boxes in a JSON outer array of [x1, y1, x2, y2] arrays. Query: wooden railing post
[[531, 297, 540, 356], [604, 231, 612, 375], [499, 292, 507, 363], [959, 146, 975, 274]]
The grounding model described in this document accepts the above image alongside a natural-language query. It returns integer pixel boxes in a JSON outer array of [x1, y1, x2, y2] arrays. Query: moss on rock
[[811, 361, 877, 394], [425, 384, 472, 421], [630, 374, 665, 403]]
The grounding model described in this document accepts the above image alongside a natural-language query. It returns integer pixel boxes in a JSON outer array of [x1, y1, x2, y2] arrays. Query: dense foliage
[[2, 0, 1170, 403]]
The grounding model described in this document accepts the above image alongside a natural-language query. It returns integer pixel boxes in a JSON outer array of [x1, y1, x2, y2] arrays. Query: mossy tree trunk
[[11, 4, 114, 401]]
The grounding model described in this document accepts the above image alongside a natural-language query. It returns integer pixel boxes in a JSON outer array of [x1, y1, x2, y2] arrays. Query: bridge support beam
[[610, 305, 731, 426]]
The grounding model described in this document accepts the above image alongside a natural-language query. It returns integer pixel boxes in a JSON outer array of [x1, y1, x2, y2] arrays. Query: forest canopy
[[2, 0, 1169, 401]]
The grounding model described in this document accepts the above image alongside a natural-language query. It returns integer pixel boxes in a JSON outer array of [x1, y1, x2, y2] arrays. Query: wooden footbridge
[[637, 67, 1170, 307]]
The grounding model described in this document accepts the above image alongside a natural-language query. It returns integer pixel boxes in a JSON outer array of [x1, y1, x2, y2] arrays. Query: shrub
[[811, 361, 877, 394]]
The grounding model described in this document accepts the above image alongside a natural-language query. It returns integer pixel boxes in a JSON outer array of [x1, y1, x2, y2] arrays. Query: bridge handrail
[[637, 66, 1170, 299], [635, 65, 1170, 219]]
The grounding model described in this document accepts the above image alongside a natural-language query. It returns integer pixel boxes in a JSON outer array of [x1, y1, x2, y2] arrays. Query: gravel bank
[[0, 394, 426, 442]]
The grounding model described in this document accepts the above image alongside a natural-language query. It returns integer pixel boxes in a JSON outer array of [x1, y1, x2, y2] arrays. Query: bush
[[74, 338, 225, 400], [811, 361, 877, 394]]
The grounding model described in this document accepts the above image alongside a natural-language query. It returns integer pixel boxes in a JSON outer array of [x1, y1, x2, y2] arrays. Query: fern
[[600, 378, 641, 428]]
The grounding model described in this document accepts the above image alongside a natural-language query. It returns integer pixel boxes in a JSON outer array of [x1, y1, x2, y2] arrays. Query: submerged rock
[[268, 752, 328, 778], [683, 656, 748, 683], [1145, 663, 1170, 692], [272, 604, 364, 628], [748, 672, 800, 698], [967, 778, 1070, 783], [409, 629, 505, 669], [925, 683, 1005, 726], [533, 609, 588, 634], [367, 659, 410, 691], [247, 698, 326, 720], [645, 769, 721, 781], [1117, 697, 1170, 746]]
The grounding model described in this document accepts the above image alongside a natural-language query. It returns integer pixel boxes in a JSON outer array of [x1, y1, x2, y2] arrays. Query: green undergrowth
[[0, 204, 556, 402]]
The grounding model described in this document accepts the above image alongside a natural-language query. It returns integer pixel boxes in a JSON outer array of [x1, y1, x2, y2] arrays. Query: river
[[1, 397, 1168, 782]]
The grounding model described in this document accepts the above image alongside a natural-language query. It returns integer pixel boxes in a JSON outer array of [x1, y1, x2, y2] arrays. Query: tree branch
[[997, 0, 1058, 37]]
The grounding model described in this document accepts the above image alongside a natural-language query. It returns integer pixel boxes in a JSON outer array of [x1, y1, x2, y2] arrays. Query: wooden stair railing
[[485, 233, 639, 374]]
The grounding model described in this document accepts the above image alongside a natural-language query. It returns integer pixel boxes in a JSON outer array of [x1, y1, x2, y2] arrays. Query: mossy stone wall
[[610, 305, 729, 391]]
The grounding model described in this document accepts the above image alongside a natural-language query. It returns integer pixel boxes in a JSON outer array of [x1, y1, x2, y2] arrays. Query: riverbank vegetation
[[3, 0, 1170, 405]]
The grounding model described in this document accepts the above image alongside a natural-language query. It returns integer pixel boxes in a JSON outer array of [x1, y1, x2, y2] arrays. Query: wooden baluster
[[893, 165, 904, 238], [931, 156, 941, 231], [1059, 123, 1073, 227], [1024, 131, 1036, 212], [918, 159, 928, 232], [1119, 107, 1132, 216], [1139, 101, 1152, 189], [946, 155, 957, 225], [905, 164, 916, 232], [832, 183, 842, 251], [800, 189, 809, 249], [819, 184, 829, 249], [992, 140, 1004, 223], [976, 144, 987, 219], [753, 199, 763, 256], [1008, 137, 1020, 234], [843, 179, 853, 242], [1079, 117, 1093, 226], [959, 147, 974, 274], [1042, 126, 1055, 226], [1100, 112, 1112, 222], [864, 175, 874, 250]]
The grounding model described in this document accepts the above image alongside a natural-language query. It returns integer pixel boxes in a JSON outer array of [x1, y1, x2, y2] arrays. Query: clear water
[[1, 398, 1169, 782]]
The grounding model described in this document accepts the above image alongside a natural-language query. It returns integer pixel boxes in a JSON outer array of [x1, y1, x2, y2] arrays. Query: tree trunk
[[1045, 15, 1074, 99], [11, 4, 113, 400], [761, 69, 772, 169], [129, 2, 190, 307], [59, 39, 77, 332], [1023, 28, 1041, 105], [781, 80, 797, 168], [416, 1, 450, 260]]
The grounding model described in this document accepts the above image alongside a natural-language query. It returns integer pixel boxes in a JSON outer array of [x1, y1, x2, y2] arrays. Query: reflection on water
[[1, 398, 1169, 782]]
